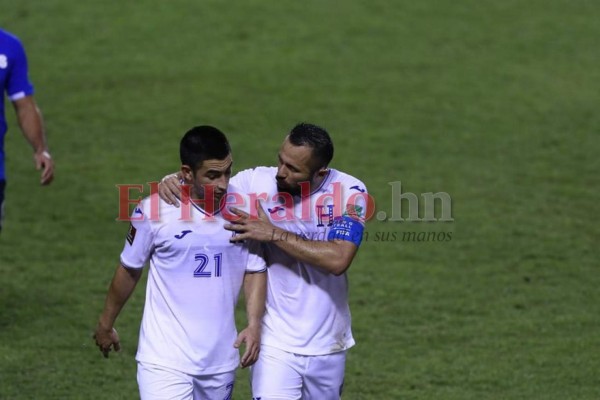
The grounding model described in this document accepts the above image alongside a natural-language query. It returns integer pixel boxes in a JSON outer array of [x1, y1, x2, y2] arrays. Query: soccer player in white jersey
[[159, 123, 368, 399], [94, 126, 267, 400]]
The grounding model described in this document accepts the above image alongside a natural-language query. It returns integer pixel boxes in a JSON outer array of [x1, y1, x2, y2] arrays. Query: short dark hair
[[288, 122, 334, 169], [180, 125, 230, 171]]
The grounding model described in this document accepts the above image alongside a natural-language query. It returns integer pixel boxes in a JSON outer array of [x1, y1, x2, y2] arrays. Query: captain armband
[[327, 216, 365, 246]]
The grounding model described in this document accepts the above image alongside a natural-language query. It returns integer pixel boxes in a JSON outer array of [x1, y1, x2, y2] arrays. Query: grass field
[[1, 1, 599, 399]]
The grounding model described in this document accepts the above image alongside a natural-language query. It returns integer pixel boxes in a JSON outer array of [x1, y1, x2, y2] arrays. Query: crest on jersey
[[316, 204, 335, 227], [343, 204, 364, 220]]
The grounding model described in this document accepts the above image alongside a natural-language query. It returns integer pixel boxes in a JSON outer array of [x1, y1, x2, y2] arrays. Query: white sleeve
[[343, 179, 369, 224], [230, 168, 255, 193], [244, 240, 267, 273], [119, 205, 154, 269]]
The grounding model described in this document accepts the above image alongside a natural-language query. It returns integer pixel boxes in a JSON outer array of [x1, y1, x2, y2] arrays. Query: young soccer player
[[94, 125, 266, 399]]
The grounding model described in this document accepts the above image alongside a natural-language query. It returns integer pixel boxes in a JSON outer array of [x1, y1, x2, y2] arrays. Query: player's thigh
[[191, 370, 235, 400], [302, 351, 346, 400], [137, 361, 193, 400], [250, 345, 303, 400]]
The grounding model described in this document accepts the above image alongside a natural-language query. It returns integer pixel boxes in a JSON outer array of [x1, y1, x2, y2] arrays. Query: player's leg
[[0, 180, 6, 233], [137, 361, 193, 400], [191, 370, 235, 400], [250, 345, 303, 400], [301, 351, 346, 400]]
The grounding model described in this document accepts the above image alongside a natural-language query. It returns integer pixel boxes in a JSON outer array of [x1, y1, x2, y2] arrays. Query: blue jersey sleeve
[[5, 33, 34, 100]]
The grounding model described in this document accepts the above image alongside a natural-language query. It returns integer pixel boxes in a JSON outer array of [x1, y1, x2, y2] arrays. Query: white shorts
[[250, 345, 346, 400], [137, 361, 235, 400]]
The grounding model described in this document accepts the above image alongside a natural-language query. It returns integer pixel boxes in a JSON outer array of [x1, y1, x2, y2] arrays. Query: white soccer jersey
[[231, 167, 368, 355], [120, 186, 266, 375]]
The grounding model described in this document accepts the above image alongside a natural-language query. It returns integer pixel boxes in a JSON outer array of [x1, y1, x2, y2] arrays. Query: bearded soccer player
[[94, 126, 267, 399], [160, 123, 368, 399]]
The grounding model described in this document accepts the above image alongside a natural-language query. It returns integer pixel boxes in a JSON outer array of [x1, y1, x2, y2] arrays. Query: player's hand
[[93, 323, 121, 358], [34, 150, 54, 185], [158, 172, 184, 207], [234, 325, 261, 368], [224, 200, 280, 243]]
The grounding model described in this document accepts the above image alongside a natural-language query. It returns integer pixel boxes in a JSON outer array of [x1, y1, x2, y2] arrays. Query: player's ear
[[181, 165, 193, 183], [316, 166, 329, 178]]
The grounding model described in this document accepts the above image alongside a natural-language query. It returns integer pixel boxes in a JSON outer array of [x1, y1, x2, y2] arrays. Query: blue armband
[[327, 216, 365, 246]]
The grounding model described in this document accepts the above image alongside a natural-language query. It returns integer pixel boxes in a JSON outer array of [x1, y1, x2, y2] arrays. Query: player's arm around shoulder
[[225, 198, 364, 276], [157, 166, 266, 207], [157, 171, 183, 206]]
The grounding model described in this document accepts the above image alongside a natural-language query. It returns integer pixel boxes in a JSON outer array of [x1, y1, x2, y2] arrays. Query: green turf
[[1, 0, 599, 398]]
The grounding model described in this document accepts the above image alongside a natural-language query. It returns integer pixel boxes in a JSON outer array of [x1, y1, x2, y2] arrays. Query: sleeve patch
[[327, 216, 364, 246], [343, 204, 364, 220], [126, 223, 137, 245]]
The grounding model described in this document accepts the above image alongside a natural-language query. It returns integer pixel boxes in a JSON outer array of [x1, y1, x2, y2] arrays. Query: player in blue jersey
[[0, 29, 54, 232]]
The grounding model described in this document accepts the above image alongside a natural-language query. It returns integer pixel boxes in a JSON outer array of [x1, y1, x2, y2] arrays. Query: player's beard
[[276, 181, 301, 197]]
